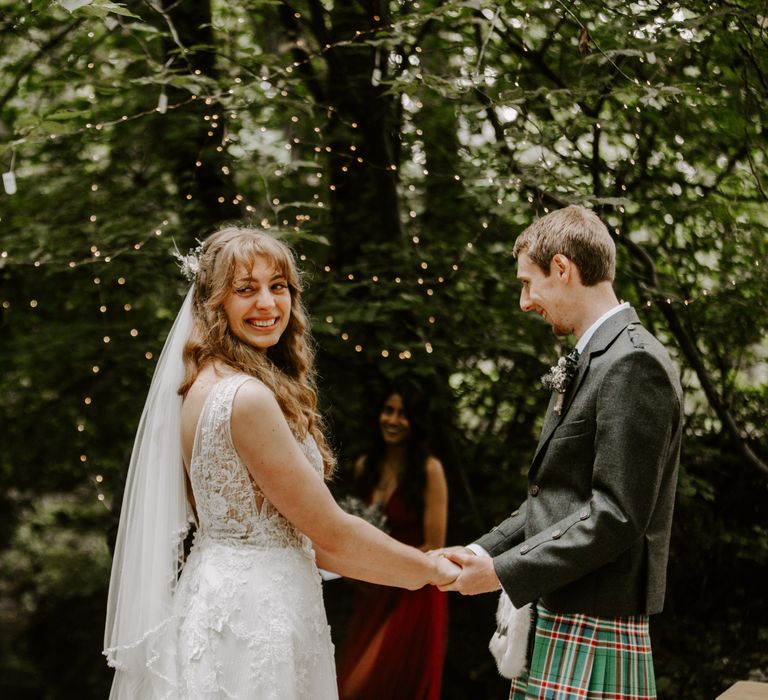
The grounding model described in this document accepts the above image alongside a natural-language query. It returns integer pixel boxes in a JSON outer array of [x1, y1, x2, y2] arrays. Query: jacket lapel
[[531, 307, 640, 469]]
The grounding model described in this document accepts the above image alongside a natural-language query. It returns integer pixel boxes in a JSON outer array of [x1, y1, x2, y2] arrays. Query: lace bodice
[[189, 373, 322, 553]]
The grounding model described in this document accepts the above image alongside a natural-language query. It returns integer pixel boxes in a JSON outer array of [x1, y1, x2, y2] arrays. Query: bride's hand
[[430, 553, 461, 587]]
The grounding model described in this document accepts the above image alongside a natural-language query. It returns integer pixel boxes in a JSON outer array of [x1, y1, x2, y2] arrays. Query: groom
[[439, 206, 682, 698]]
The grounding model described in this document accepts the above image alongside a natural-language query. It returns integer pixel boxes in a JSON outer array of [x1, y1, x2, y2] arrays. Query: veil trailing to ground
[[103, 287, 195, 698]]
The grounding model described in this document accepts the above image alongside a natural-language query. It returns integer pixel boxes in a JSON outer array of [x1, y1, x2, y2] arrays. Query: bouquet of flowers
[[337, 495, 389, 533]]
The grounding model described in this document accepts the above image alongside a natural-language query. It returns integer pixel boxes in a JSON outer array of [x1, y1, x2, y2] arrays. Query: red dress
[[336, 486, 448, 700]]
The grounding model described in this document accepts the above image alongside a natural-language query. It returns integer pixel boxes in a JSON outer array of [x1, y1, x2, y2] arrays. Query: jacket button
[[529, 485, 540, 496], [520, 544, 530, 554], [579, 509, 589, 520], [551, 529, 562, 539]]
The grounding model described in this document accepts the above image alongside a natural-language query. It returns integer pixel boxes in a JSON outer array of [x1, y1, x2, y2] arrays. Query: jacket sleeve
[[474, 502, 527, 555], [493, 349, 681, 608]]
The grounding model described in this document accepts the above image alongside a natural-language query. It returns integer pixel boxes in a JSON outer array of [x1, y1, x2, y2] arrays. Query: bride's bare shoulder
[[231, 377, 277, 417], [185, 363, 238, 399]]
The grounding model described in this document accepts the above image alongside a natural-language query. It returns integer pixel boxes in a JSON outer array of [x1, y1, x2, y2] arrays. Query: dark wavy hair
[[356, 379, 433, 511]]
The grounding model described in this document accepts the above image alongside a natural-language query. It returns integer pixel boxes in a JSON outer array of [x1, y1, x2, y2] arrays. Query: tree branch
[[618, 232, 768, 478], [0, 19, 83, 114]]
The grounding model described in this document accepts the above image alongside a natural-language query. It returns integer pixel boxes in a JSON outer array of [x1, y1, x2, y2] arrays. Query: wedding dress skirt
[[108, 374, 337, 699], [171, 537, 337, 699]]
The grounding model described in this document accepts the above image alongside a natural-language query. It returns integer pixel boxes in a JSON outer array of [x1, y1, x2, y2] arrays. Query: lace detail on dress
[[190, 373, 321, 554]]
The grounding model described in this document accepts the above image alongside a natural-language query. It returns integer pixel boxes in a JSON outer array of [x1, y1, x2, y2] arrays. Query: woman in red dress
[[336, 381, 449, 700]]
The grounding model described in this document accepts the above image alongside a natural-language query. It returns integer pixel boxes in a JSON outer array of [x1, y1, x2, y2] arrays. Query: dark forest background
[[1, 1, 766, 698]]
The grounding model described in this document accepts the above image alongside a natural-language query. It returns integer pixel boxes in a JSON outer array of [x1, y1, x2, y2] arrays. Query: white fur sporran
[[488, 591, 532, 679]]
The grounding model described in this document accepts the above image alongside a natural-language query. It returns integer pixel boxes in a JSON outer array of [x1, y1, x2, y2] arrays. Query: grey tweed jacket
[[475, 307, 682, 617]]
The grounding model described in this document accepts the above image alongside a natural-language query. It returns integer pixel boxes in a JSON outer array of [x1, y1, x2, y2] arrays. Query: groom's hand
[[437, 550, 501, 595]]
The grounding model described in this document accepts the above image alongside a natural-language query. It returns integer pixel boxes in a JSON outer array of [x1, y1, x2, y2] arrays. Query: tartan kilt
[[509, 603, 656, 700]]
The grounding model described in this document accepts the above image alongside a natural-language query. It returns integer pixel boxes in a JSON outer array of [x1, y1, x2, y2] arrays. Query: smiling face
[[379, 393, 411, 446], [517, 252, 575, 337], [222, 255, 292, 352]]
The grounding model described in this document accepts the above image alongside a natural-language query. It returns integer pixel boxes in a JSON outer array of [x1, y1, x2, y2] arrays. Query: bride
[[103, 227, 459, 699]]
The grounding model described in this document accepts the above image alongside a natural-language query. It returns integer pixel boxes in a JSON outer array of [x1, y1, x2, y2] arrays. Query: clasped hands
[[429, 546, 501, 595]]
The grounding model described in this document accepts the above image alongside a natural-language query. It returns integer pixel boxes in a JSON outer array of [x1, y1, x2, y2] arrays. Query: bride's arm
[[230, 381, 458, 590]]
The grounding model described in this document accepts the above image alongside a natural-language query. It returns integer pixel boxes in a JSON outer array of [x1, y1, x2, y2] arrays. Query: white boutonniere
[[541, 348, 580, 414]]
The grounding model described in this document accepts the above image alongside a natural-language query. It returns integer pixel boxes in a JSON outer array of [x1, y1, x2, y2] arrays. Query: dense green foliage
[[1, 1, 766, 698]]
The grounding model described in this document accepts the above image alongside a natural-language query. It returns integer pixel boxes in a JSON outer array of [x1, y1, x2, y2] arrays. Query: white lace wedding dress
[[149, 373, 338, 699]]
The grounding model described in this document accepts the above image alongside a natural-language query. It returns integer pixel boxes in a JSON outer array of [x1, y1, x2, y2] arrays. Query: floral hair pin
[[172, 240, 203, 283], [541, 348, 580, 414]]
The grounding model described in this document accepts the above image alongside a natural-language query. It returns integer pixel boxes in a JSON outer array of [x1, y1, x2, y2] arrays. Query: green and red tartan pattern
[[508, 603, 656, 700]]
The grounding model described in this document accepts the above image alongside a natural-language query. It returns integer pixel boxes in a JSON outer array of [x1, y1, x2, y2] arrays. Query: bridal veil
[[103, 287, 194, 698]]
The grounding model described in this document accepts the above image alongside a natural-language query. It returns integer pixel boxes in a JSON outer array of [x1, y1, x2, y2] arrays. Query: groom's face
[[517, 253, 572, 337]]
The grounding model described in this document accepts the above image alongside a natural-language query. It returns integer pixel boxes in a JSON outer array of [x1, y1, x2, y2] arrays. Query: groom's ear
[[550, 253, 574, 283]]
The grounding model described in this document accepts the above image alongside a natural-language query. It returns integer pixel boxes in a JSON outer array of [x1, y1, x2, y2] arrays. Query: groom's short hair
[[513, 205, 616, 286]]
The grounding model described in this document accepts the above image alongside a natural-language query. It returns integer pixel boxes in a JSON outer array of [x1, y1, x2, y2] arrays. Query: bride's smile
[[223, 254, 292, 352]]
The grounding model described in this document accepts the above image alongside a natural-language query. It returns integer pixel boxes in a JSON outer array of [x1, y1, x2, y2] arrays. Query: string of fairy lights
[[2, 6, 762, 506]]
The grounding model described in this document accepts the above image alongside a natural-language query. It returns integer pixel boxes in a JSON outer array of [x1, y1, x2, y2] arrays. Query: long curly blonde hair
[[178, 226, 335, 477]]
